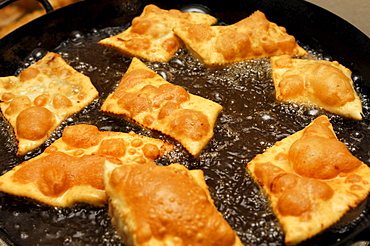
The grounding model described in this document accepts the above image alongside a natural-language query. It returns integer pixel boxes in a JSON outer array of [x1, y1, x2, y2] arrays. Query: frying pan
[[0, 0, 369, 245]]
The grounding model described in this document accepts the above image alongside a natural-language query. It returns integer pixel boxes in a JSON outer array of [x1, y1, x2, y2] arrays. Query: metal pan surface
[[0, 0, 369, 245]]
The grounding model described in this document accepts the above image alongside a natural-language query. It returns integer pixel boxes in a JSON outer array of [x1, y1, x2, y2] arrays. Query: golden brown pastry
[[271, 55, 363, 120], [173, 10, 308, 67], [98, 4, 217, 62], [104, 160, 243, 246], [246, 115, 370, 245], [100, 57, 223, 157], [0, 124, 174, 207], [0, 52, 99, 155]]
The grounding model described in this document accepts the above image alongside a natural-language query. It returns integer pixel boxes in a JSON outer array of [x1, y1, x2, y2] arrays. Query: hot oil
[[0, 23, 369, 246]]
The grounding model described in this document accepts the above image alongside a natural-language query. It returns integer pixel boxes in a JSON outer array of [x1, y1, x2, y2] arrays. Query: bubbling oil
[[0, 20, 369, 246]]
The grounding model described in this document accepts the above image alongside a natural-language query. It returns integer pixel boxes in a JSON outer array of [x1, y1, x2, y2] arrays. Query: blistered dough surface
[[0, 124, 174, 207], [174, 11, 308, 67], [98, 4, 217, 62], [247, 115, 370, 245], [101, 57, 222, 157], [271, 55, 363, 120], [0, 52, 99, 155], [104, 161, 243, 246]]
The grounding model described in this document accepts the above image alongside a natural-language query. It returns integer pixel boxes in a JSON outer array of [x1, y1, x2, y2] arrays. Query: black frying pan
[[0, 0, 369, 245], [1, 0, 370, 81]]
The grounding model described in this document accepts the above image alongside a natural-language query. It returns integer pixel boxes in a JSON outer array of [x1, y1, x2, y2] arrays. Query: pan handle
[[0, 0, 54, 13]]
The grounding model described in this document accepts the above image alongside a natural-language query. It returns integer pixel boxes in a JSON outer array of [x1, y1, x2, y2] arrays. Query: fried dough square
[[246, 115, 370, 245], [0, 124, 174, 207], [0, 52, 99, 155], [98, 4, 217, 62], [173, 10, 308, 67], [271, 55, 363, 120], [100, 57, 223, 157], [104, 160, 243, 246]]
